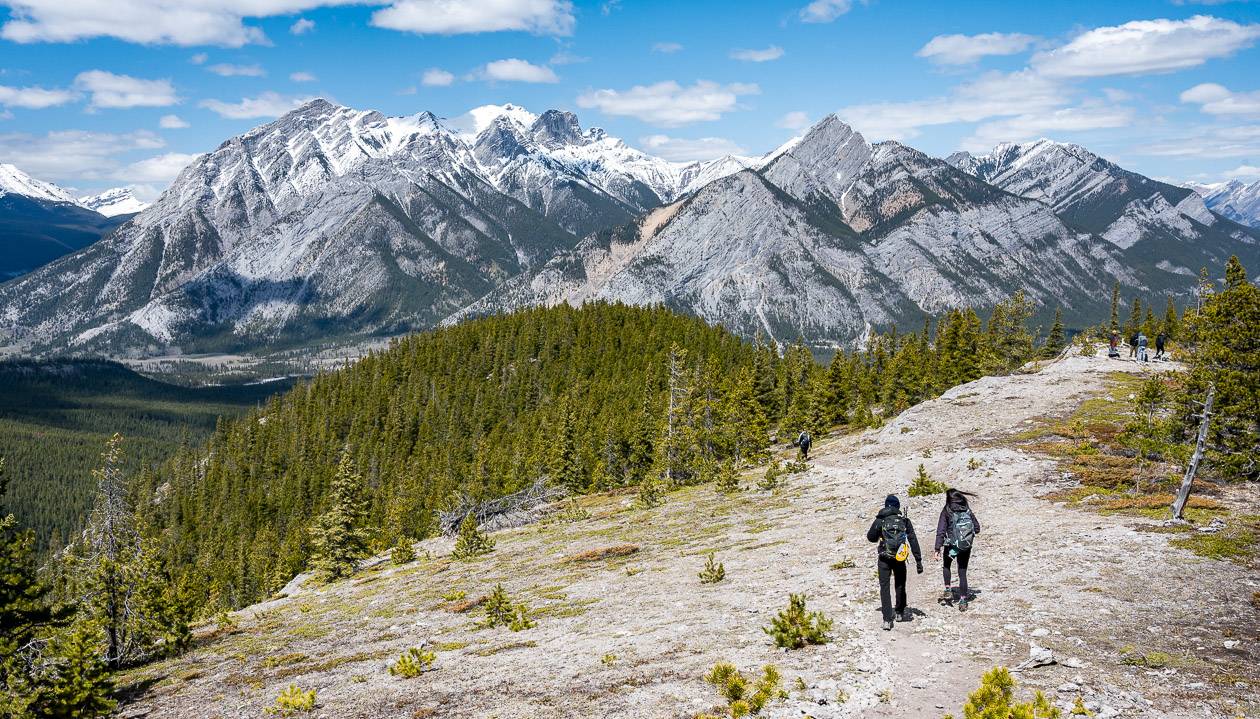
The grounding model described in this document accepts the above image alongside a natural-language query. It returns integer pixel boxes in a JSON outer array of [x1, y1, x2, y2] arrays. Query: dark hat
[[885, 494, 900, 509]]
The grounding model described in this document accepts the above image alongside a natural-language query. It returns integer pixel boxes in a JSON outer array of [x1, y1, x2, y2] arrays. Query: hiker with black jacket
[[796, 430, 812, 460], [866, 494, 923, 631], [934, 488, 980, 611]]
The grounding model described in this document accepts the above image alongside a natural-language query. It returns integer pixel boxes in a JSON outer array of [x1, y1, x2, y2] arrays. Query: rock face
[[947, 140, 1258, 285], [78, 187, 148, 218], [1190, 179, 1260, 229], [2, 105, 1257, 356], [469, 120, 1154, 348]]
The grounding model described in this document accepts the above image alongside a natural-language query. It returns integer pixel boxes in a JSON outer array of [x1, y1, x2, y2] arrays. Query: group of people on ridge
[[866, 488, 980, 630], [1108, 331, 1166, 361]]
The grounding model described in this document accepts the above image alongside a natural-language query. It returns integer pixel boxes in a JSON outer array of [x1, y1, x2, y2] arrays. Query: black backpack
[[878, 513, 908, 560], [949, 509, 976, 552]]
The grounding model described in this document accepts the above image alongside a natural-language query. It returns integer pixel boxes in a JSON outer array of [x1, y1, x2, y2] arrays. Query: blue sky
[[1, 0, 1258, 199]]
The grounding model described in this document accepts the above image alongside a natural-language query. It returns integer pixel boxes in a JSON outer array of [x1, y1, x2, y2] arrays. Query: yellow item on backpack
[[896, 541, 910, 562]]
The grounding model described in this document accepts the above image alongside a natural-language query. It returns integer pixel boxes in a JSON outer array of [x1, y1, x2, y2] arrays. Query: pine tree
[[1162, 296, 1179, 339], [547, 405, 582, 493], [32, 621, 115, 719], [79, 434, 139, 668], [655, 345, 697, 486], [721, 368, 769, 464], [451, 512, 494, 559], [308, 449, 371, 581], [1109, 283, 1120, 335], [1125, 296, 1142, 338], [1042, 308, 1066, 359]]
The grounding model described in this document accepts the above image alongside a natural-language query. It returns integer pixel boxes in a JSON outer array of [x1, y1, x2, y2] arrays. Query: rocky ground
[[118, 352, 1259, 719]]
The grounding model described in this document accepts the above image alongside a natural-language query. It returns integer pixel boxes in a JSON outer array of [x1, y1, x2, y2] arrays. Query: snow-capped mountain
[[79, 187, 149, 217], [946, 140, 1256, 279], [0, 163, 129, 279], [466, 117, 1135, 346], [2, 102, 1256, 357], [1189, 179, 1260, 229], [0, 162, 78, 204]]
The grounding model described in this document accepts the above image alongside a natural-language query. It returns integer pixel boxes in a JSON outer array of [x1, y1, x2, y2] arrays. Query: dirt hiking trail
[[120, 354, 1259, 719]]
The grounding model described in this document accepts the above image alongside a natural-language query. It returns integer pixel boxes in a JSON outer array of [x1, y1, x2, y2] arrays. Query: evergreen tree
[[720, 368, 769, 464], [547, 405, 582, 493], [1109, 283, 1120, 335], [78, 434, 139, 668], [308, 449, 371, 581], [655, 345, 697, 486], [1125, 296, 1142, 338], [451, 513, 494, 559], [30, 621, 115, 719], [1042, 308, 1066, 359], [1162, 296, 1179, 339]]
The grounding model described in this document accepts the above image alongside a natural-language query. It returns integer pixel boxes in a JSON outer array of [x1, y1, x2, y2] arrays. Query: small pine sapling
[[943, 666, 1062, 719], [1070, 697, 1094, 717], [763, 594, 832, 649], [478, 584, 535, 631], [699, 552, 726, 584], [715, 460, 741, 494], [907, 463, 947, 497], [703, 662, 786, 716], [389, 647, 436, 677], [758, 461, 782, 490], [267, 685, 316, 715], [636, 472, 666, 509], [390, 536, 417, 565], [451, 513, 494, 559]]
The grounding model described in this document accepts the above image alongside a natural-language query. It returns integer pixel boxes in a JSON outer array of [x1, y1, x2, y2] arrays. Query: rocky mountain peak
[[760, 113, 873, 205], [530, 110, 585, 149]]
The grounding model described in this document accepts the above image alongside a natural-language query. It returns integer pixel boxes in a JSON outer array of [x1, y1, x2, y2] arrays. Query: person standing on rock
[[1137, 332, 1149, 362], [934, 488, 980, 612], [1155, 332, 1167, 360], [867, 494, 923, 631]]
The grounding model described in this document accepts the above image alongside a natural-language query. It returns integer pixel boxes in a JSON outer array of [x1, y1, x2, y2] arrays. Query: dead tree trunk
[[1171, 384, 1214, 520]]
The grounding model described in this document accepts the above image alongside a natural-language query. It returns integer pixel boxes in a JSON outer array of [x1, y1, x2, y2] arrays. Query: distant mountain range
[[1186, 179, 1260, 230], [0, 164, 145, 279], [0, 100, 1255, 356]]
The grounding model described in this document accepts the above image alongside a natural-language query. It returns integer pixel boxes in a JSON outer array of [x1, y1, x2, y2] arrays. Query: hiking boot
[[882, 620, 893, 631], [897, 609, 912, 622], [940, 589, 954, 602], [958, 598, 969, 612]]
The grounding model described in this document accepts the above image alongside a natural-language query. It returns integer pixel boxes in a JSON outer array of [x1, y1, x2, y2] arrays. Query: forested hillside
[[135, 299, 1048, 611], [0, 360, 291, 552]]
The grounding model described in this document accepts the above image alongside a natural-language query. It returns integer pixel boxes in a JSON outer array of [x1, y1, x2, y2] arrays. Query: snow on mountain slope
[[466, 117, 1132, 348], [79, 187, 148, 217], [0, 163, 77, 204], [1192, 179, 1260, 229]]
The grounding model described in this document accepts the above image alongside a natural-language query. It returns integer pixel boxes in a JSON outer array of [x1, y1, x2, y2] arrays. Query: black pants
[[877, 556, 907, 622], [943, 548, 971, 598], [800, 442, 810, 460]]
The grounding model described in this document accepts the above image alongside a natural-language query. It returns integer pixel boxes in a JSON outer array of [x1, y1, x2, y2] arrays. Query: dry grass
[[447, 595, 488, 613], [565, 544, 640, 562]]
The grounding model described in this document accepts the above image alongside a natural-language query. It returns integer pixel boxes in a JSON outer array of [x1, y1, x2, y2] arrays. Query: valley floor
[[119, 353, 1259, 719]]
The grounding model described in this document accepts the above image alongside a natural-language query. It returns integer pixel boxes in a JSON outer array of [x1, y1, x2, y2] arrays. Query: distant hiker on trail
[[867, 494, 923, 631], [934, 488, 980, 612], [797, 430, 812, 460], [1129, 332, 1138, 359], [1108, 332, 1120, 359], [1155, 332, 1167, 360], [1137, 332, 1149, 363]]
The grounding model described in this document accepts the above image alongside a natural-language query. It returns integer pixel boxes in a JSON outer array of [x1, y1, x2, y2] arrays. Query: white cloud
[[1136, 124, 1260, 159], [199, 91, 317, 119], [0, 129, 163, 180], [478, 59, 558, 83], [190, 53, 208, 65], [1180, 82, 1260, 115], [577, 80, 760, 127], [730, 45, 784, 62], [0, 83, 77, 109], [1224, 164, 1260, 180], [371, 0, 574, 36], [916, 32, 1037, 65], [1033, 15, 1260, 78], [1, 0, 571, 47], [549, 50, 587, 65], [207, 63, 265, 77], [776, 111, 811, 130], [638, 134, 747, 162], [290, 18, 315, 35], [159, 113, 189, 128], [73, 70, 178, 110], [421, 68, 455, 86], [652, 42, 682, 54], [838, 70, 1067, 140], [114, 152, 200, 183], [289, 71, 317, 83], [799, 0, 853, 23], [962, 102, 1136, 151]]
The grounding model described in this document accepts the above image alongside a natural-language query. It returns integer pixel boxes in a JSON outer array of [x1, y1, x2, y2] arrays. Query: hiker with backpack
[[934, 488, 980, 611], [797, 430, 812, 461], [1128, 332, 1138, 359], [866, 494, 923, 631], [1137, 332, 1149, 362], [1155, 332, 1167, 360]]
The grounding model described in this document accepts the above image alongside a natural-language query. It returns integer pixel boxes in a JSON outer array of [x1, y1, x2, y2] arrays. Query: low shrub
[[266, 685, 316, 715], [763, 594, 831, 649], [702, 662, 786, 717], [479, 584, 535, 632], [699, 552, 726, 584], [908, 463, 947, 497], [942, 666, 1061, 719], [389, 647, 436, 678], [452, 513, 494, 559]]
